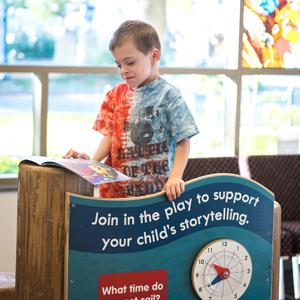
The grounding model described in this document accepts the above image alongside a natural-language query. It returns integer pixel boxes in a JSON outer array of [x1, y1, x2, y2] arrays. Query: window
[[0, 73, 33, 177], [1, 1, 239, 67], [243, 0, 300, 68], [47, 73, 119, 157], [240, 75, 300, 155], [0, 0, 300, 185]]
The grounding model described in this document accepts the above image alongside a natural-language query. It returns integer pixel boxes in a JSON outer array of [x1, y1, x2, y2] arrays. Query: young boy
[[65, 20, 199, 201]]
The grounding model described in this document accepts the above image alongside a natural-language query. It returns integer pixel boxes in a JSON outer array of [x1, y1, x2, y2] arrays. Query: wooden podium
[[16, 163, 93, 300]]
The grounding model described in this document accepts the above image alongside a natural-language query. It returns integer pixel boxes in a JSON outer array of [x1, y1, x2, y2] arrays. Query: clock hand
[[208, 274, 223, 287], [208, 264, 230, 287], [212, 264, 230, 279]]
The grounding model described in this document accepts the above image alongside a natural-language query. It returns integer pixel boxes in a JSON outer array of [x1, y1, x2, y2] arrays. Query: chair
[[183, 156, 240, 181], [247, 154, 300, 298], [0, 272, 15, 300], [247, 155, 300, 255]]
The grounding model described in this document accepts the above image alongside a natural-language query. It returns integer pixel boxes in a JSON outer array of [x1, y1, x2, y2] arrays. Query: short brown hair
[[109, 20, 161, 54]]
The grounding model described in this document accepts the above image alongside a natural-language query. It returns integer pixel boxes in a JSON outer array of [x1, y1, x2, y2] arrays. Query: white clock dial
[[191, 239, 252, 299]]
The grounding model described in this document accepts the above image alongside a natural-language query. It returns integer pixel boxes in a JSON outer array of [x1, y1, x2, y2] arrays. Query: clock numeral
[[247, 268, 251, 273], [245, 255, 248, 260], [234, 293, 238, 298], [199, 259, 205, 264], [243, 282, 247, 287], [196, 272, 199, 278], [222, 241, 227, 247], [198, 287, 202, 292], [207, 247, 212, 253]]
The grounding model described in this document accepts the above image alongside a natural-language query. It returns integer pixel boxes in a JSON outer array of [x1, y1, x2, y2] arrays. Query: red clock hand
[[212, 264, 230, 279]]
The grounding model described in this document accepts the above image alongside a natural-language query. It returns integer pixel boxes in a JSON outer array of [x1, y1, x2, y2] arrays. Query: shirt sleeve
[[92, 89, 115, 136], [166, 87, 199, 143]]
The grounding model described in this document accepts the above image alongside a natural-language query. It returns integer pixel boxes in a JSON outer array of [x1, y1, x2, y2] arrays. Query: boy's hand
[[164, 177, 185, 201], [63, 149, 90, 160]]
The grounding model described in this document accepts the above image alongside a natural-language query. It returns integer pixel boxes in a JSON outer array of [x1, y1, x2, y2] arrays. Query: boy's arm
[[92, 135, 112, 161], [164, 138, 190, 201]]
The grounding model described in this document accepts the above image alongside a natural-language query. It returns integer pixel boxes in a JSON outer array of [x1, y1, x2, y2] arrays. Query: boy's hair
[[109, 20, 161, 54]]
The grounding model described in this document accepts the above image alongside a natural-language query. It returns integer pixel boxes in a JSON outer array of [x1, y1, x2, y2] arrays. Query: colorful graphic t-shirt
[[93, 77, 199, 198]]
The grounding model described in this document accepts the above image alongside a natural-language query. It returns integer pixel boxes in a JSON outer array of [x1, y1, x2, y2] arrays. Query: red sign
[[99, 269, 167, 300]]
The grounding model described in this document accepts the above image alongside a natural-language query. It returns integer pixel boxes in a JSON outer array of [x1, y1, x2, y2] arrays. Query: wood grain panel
[[16, 163, 93, 300]]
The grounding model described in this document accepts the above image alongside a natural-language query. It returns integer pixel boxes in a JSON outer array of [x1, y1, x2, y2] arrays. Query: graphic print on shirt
[[94, 78, 199, 198], [125, 106, 162, 145], [119, 99, 170, 197], [124, 106, 165, 146]]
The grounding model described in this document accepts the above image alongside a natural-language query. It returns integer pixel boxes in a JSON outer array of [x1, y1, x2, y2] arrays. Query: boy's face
[[112, 40, 160, 89]]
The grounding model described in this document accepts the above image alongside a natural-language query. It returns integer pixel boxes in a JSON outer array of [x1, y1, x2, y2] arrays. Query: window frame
[[1, 1, 300, 189]]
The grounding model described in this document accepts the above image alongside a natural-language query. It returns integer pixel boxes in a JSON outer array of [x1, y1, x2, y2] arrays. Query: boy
[[65, 20, 199, 201]]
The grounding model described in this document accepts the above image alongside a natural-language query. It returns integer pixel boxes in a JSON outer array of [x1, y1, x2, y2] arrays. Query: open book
[[20, 156, 130, 185]]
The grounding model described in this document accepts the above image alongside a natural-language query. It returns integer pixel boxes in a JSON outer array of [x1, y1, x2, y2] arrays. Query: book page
[[20, 156, 130, 185]]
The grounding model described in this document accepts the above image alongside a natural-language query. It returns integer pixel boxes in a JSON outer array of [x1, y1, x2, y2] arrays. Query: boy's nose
[[120, 69, 129, 79], [120, 66, 129, 74]]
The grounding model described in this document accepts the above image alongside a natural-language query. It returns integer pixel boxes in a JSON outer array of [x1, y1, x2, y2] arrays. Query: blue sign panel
[[66, 174, 274, 300]]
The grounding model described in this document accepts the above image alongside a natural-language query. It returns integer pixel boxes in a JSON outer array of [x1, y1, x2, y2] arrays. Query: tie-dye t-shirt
[[93, 77, 199, 198]]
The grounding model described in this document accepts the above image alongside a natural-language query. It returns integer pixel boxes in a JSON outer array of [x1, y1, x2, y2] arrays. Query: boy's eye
[[127, 61, 135, 66]]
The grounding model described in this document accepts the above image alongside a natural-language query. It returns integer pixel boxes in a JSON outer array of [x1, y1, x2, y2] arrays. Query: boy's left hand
[[164, 178, 185, 201]]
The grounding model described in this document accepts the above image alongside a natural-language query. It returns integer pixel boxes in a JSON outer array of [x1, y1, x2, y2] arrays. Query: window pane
[[1, 0, 240, 68], [0, 73, 33, 176], [163, 74, 235, 157], [48, 73, 235, 159], [243, 1, 300, 68], [162, 0, 240, 67], [240, 75, 300, 155], [47, 73, 120, 157]]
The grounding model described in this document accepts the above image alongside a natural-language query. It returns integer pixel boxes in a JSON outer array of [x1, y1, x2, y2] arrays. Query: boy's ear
[[151, 48, 161, 62]]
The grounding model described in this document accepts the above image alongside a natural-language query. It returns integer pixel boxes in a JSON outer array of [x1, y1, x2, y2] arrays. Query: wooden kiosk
[[16, 162, 93, 299], [15, 162, 280, 300]]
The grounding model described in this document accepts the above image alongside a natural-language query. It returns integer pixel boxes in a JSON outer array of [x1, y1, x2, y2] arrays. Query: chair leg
[[292, 255, 300, 299], [279, 256, 289, 300]]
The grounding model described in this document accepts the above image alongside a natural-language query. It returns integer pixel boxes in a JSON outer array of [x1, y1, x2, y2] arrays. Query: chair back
[[183, 157, 240, 181]]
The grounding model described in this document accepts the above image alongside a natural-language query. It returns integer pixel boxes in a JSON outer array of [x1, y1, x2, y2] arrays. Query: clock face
[[191, 239, 252, 300]]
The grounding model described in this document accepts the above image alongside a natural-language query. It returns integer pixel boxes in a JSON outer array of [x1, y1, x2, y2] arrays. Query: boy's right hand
[[63, 149, 90, 160]]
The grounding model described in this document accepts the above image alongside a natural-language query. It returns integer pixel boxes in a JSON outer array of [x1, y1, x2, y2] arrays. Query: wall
[[0, 191, 17, 272]]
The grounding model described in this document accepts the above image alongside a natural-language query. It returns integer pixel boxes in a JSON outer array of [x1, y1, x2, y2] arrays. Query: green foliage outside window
[[9, 32, 55, 60], [0, 157, 20, 174]]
